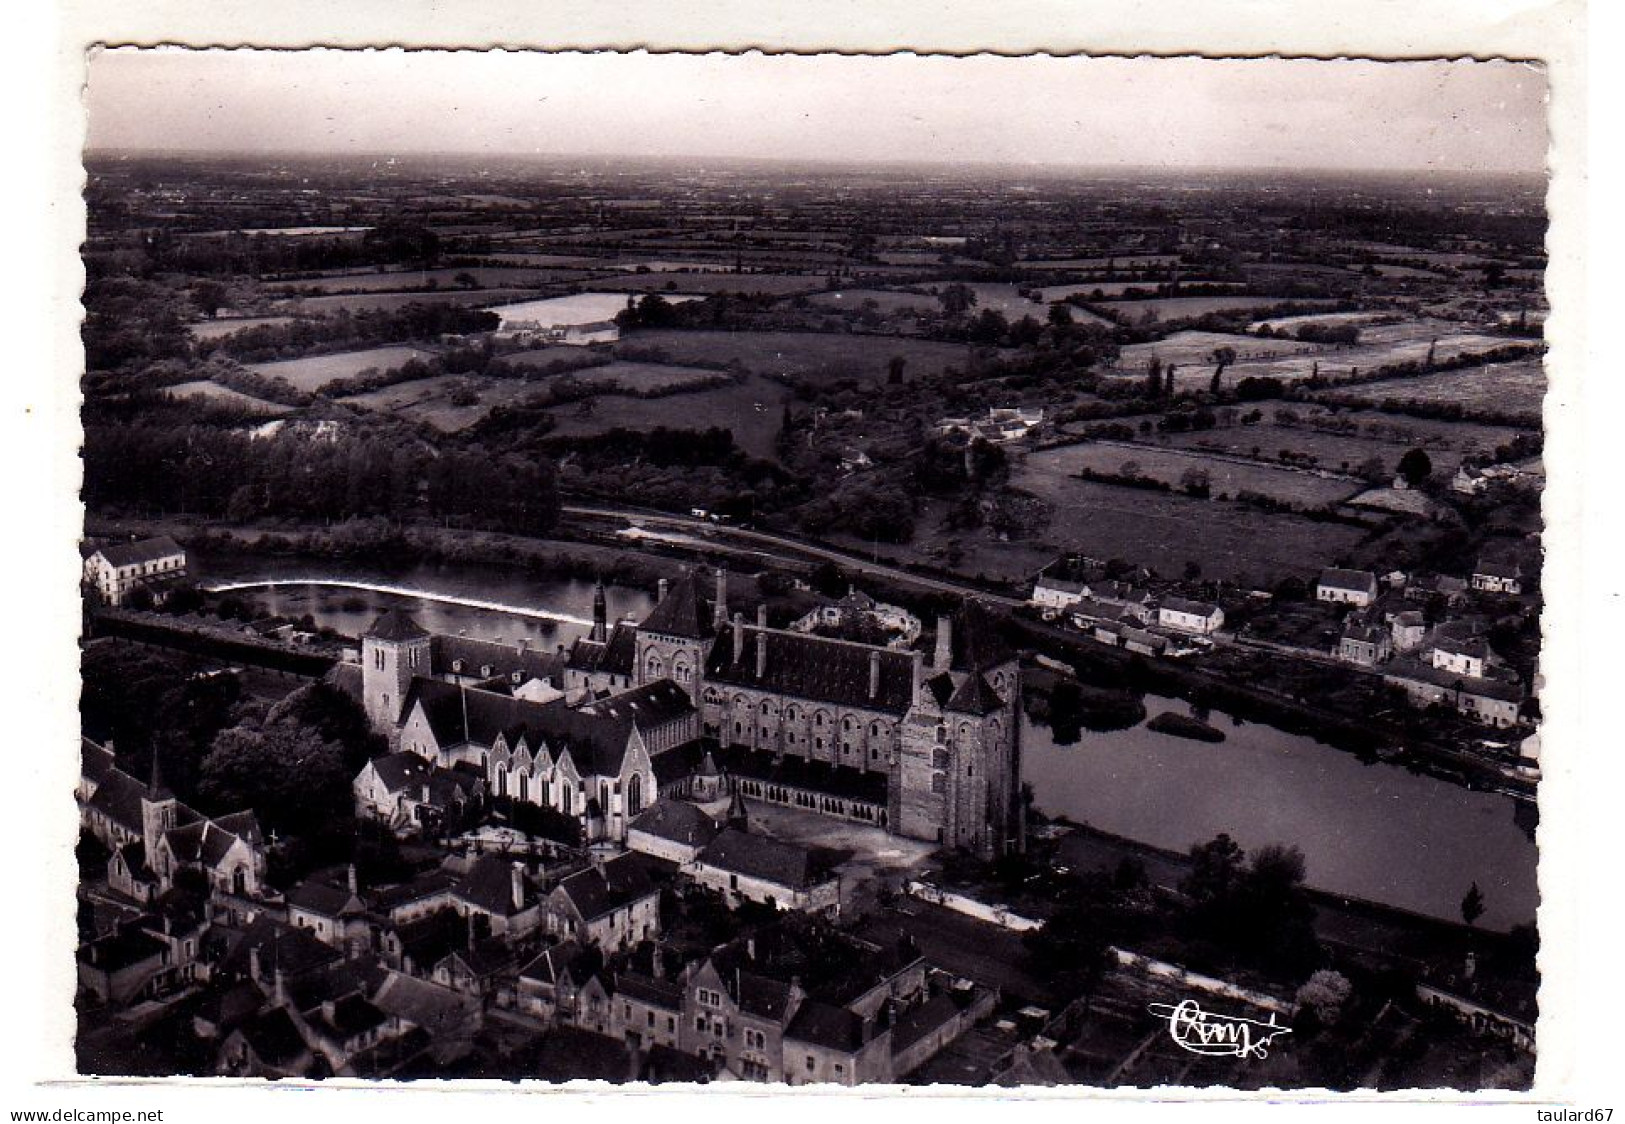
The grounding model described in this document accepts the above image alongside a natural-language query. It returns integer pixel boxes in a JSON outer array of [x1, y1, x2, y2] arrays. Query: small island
[[1147, 710, 1227, 743]]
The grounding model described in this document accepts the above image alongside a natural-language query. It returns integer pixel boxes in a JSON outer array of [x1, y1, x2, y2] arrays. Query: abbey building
[[355, 569, 1023, 857]]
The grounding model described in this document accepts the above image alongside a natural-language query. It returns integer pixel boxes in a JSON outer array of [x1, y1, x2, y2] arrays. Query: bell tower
[[362, 610, 432, 735]]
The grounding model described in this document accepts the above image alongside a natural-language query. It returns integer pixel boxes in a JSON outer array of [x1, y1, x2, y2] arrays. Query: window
[[931, 772, 946, 795], [806, 1056, 815, 1072], [373, 648, 385, 671]]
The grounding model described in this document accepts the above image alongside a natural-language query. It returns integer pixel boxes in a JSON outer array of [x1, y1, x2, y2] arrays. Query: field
[[1316, 359, 1547, 418], [1025, 442, 1362, 507], [1096, 296, 1333, 322], [272, 287, 551, 315], [1217, 320, 1519, 385], [1011, 465, 1367, 583], [166, 380, 293, 414], [540, 371, 793, 458], [1159, 412, 1528, 476], [808, 289, 935, 315], [1115, 331, 1315, 372], [346, 375, 539, 432], [266, 266, 611, 293], [925, 282, 1054, 321], [602, 272, 827, 296], [557, 361, 727, 394], [1036, 281, 1237, 302], [189, 316, 295, 340], [1019, 255, 1181, 270], [1249, 311, 1392, 332], [245, 345, 437, 392], [612, 329, 979, 383]]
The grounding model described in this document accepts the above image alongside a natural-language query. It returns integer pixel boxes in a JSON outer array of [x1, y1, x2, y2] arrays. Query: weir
[[201, 578, 593, 627]]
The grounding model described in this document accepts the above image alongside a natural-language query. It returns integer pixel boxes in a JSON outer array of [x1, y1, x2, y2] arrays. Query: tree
[[937, 283, 977, 319], [198, 721, 351, 837], [1295, 969, 1353, 1026], [1182, 833, 1246, 905], [1397, 447, 1434, 487], [192, 280, 228, 319], [1461, 881, 1486, 927]]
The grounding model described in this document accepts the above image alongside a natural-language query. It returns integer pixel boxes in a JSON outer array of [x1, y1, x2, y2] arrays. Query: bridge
[[201, 579, 593, 628]]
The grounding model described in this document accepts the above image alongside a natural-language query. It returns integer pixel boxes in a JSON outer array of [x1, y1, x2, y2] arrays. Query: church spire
[[591, 576, 608, 643], [726, 785, 749, 830], [148, 748, 173, 801]]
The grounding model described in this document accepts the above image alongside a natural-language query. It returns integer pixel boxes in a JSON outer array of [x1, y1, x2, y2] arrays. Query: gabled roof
[[81, 738, 116, 788], [220, 916, 343, 980], [366, 610, 431, 643], [371, 971, 478, 1034], [287, 878, 364, 919], [402, 680, 636, 778], [554, 854, 659, 922], [706, 629, 915, 715], [78, 922, 168, 973], [946, 671, 1004, 716], [1318, 567, 1378, 593], [629, 800, 719, 849], [235, 1007, 310, 1069], [566, 622, 638, 678], [518, 940, 596, 988], [85, 767, 152, 836], [304, 992, 390, 1041], [730, 969, 796, 1023], [578, 679, 696, 729], [696, 826, 837, 891], [1159, 596, 1220, 618], [613, 971, 684, 1011], [93, 536, 185, 569], [433, 634, 564, 685], [1474, 558, 1524, 579], [454, 853, 531, 917], [638, 571, 715, 639], [714, 743, 888, 806], [786, 998, 868, 1052]]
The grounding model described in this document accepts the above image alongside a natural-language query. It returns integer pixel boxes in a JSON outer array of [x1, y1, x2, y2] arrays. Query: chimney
[[347, 863, 358, 896], [869, 650, 882, 700], [511, 862, 526, 912], [249, 945, 262, 984], [911, 650, 925, 697], [756, 627, 768, 681], [714, 568, 729, 629], [518, 637, 531, 654], [652, 943, 666, 980], [466, 910, 478, 952], [745, 937, 756, 962], [421, 783, 431, 804], [756, 603, 768, 629], [733, 613, 745, 664], [273, 965, 287, 1006], [658, 577, 670, 601], [934, 615, 954, 670]]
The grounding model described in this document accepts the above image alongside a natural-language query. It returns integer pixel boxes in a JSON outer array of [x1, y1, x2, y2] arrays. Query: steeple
[[591, 576, 608, 643], [148, 749, 172, 801], [726, 786, 750, 830]]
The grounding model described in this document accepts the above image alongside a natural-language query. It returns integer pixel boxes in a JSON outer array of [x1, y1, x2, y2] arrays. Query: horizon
[[85, 51, 1548, 177]]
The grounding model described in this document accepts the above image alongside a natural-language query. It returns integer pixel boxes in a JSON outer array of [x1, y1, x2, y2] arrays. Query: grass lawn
[[1025, 443, 1362, 507], [541, 371, 794, 458], [188, 316, 295, 340], [266, 266, 611, 293], [1315, 359, 1547, 419], [166, 381, 294, 414]]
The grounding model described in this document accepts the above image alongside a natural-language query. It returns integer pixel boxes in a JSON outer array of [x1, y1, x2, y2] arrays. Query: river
[[1022, 697, 1538, 931], [191, 551, 1537, 930]]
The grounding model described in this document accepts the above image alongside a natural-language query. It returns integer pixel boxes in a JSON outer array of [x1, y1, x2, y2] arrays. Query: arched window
[[519, 773, 529, 802], [628, 774, 643, 817], [646, 654, 665, 680], [232, 867, 246, 896]]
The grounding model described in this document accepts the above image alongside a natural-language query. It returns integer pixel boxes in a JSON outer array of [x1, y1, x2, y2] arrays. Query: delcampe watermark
[[1148, 1000, 1293, 1060]]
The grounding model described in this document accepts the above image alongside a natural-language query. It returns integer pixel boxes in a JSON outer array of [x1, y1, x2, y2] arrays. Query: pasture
[[245, 345, 437, 392], [1220, 324, 1519, 385], [602, 272, 826, 297], [1317, 360, 1547, 419], [346, 375, 539, 432], [1158, 415, 1525, 477], [267, 266, 610, 293], [1116, 331, 1314, 372], [1011, 465, 1366, 583], [1025, 442, 1361, 508], [189, 316, 296, 341], [166, 381, 293, 414], [1096, 296, 1332, 323], [809, 289, 935, 315], [540, 372, 794, 458], [273, 287, 551, 315], [1019, 255, 1182, 270], [613, 329, 978, 383]]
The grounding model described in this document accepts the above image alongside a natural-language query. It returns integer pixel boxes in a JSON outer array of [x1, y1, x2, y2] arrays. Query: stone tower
[[633, 570, 714, 691], [140, 750, 179, 858], [892, 602, 1022, 857], [591, 577, 608, 643], [362, 609, 433, 735]]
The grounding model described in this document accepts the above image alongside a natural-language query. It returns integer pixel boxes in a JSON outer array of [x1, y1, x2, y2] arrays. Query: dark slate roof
[[786, 999, 868, 1052], [566, 622, 638, 678], [950, 599, 1018, 673], [454, 853, 531, 917], [638, 571, 715, 639], [706, 629, 915, 715], [433, 634, 564, 685], [163, 812, 261, 870], [946, 672, 1003, 716], [1319, 567, 1379, 593], [370, 870, 456, 915], [1159, 596, 1220, 618], [629, 801, 719, 849], [78, 923, 168, 973], [555, 853, 659, 922], [403, 680, 634, 777], [220, 916, 343, 980], [613, 971, 684, 1011], [713, 743, 888, 806], [518, 940, 595, 987], [368, 751, 438, 794], [730, 969, 796, 1023], [394, 908, 466, 970], [1475, 558, 1523, 579], [305, 992, 390, 1041], [287, 879, 364, 919], [527, 1026, 632, 1083], [367, 610, 431, 642], [326, 662, 364, 704], [892, 992, 963, 1053], [237, 1007, 310, 1069], [85, 767, 151, 836], [81, 738, 116, 788], [95, 536, 185, 568], [697, 827, 837, 891], [438, 939, 516, 980], [1384, 658, 1526, 703], [579, 679, 696, 729]]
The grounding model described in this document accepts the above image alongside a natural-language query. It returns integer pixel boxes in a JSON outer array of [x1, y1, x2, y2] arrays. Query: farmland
[[1011, 464, 1368, 583], [272, 287, 553, 315], [1116, 331, 1315, 372], [346, 375, 543, 432], [1097, 295, 1330, 322], [539, 371, 793, 459], [1159, 411, 1528, 476], [1316, 359, 1547, 419], [165, 380, 293, 414], [1023, 442, 1363, 508], [611, 329, 980, 383], [244, 345, 438, 392], [600, 272, 827, 297], [808, 289, 935, 315], [266, 265, 613, 293], [189, 315, 295, 340]]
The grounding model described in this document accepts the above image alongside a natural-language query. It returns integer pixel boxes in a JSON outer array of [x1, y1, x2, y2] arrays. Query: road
[[562, 503, 1025, 607]]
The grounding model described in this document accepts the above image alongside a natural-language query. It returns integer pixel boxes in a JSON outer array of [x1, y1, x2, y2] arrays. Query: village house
[[626, 800, 721, 865], [1383, 659, 1526, 728], [688, 818, 842, 915], [1389, 609, 1429, 652], [606, 968, 685, 1054], [516, 940, 600, 1025], [1472, 558, 1525, 595], [1337, 620, 1393, 667], [1316, 568, 1379, 608], [1156, 596, 1224, 637], [544, 853, 662, 953], [82, 536, 188, 607], [451, 853, 545, 939], [352, 752, 487, 838], [1028, 555, 1101, 613]]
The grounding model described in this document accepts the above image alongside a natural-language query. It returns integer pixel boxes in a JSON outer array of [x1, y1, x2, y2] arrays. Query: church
[[356, 568, 1023, 857]]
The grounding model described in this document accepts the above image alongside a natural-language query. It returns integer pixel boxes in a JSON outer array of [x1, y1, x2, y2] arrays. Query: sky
[[84, 50, 1548, 174]]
